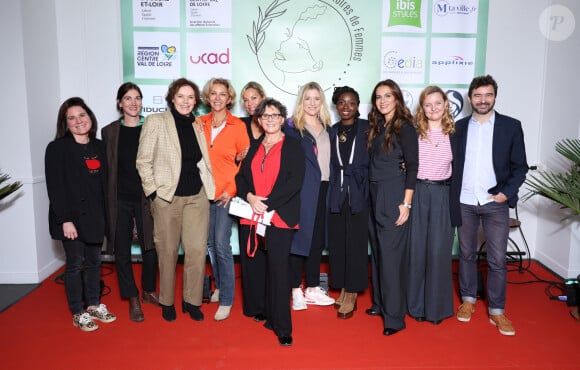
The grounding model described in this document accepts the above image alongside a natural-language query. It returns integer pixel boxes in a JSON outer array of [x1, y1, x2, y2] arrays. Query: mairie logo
[[434, 1, 477, 16]]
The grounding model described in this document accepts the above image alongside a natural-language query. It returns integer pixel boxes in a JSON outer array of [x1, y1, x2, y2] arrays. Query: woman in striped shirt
[[407, 85, 456, 325]]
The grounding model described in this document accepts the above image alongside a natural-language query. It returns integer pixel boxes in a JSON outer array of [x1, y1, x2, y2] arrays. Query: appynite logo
[[388, 0, 422, 27]]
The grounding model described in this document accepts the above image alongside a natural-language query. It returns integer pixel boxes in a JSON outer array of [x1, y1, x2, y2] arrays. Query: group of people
[[44, 74, 528, 344]]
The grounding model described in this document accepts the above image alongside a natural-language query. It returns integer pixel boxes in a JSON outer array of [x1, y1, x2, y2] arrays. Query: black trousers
[[240, 224, 294, 337], [63, 239, 102, 314], [115, 199, 158, 298], [328, 202, 369, 292], [290, 181, 328, 288], [238, 223, 267, 317], [370, 180, 409, 331]]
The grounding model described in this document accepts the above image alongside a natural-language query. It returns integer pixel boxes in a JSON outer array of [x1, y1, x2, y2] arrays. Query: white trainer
[[292, 288, 307, 311], [304, 286, 335, 306]]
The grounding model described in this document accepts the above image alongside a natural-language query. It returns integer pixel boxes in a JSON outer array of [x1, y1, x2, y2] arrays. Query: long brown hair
[[367, 79, 412, 152], [414, 86, 455, 140]]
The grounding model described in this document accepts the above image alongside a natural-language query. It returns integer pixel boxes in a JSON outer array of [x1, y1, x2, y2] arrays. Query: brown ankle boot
[[129, 297, 144, 322], [337, 292, 357, 319], [334, 288, 346, 309]]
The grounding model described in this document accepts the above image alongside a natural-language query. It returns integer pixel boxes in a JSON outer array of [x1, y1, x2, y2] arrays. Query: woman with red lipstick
[[102, 82, 159, 323], [45, 97, 116, 332], [367, 79, 418, 336], [327, 86, 370, 319]]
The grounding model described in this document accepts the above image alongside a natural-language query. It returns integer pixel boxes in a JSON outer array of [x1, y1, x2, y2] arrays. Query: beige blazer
[[136, 110, 215, 202]]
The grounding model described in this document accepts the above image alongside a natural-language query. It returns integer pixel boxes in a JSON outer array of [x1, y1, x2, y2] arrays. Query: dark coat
[[45, 136, 108, 243], [450, 111, 528, 226], [235, 135, 305, 231], [101, 120, 155, 254], [328, 118, 370, 214], [283, 125, 327, 256]]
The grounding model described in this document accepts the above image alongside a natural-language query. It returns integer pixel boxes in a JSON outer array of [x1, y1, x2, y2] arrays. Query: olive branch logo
[[247, 0, 289, 55]]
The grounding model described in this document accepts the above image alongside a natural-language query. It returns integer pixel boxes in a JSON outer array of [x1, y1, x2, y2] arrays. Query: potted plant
[[523, 138, 580, 321], [0, 170, 22, 201]]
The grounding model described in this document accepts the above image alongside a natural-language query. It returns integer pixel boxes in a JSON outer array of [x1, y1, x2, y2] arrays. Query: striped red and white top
[[417, 128, 452, 181]]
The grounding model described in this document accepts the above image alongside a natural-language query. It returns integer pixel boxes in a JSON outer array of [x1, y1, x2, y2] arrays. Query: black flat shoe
[[253, 314, 267, 322], [414, 316, 426, 322], [430, 319, 442, 325], [182, 301, 204, 321], [161, 304, 176, 322], [365, 307, 381, 316], [383, 328, 400, 336], [278, 335, 293, 346]]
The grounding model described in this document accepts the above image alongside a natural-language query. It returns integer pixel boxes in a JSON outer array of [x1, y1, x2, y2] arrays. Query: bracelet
[[401, 202, 412, 209]]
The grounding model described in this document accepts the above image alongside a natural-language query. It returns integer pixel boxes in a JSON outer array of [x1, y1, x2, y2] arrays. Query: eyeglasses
[[260, 113, 282, 121]]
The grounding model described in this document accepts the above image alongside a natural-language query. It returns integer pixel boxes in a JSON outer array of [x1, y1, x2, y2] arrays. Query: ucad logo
[[434, 1, 477, 16], [189, 48, 230, 64]]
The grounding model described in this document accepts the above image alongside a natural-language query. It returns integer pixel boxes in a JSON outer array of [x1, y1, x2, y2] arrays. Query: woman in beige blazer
[[136, 78, 215, 322]]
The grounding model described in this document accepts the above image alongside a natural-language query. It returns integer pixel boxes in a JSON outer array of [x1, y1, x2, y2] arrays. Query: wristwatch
[[401, 202, 412, 209]]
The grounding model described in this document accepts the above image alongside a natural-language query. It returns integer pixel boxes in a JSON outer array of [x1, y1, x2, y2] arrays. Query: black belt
[[417, 178, 451, 186]]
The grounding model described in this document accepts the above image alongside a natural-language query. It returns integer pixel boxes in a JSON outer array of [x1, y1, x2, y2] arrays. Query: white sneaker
[[214, 305, 231, 321], [292, 288, 307, 311], [210, 289, 220, 303], [87, 303, 117, 323], [304, 286, 335, 306], [73, 312, 99, 332]]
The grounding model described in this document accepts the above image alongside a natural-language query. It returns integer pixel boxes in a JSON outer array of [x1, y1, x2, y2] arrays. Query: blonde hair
[[291, 82, 331, 133], [414, 86, 455, 140], [201, 78, 237, 110]]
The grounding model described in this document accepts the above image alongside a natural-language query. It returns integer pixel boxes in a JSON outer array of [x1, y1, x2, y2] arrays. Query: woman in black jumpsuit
[[367, 80, 418, 336]]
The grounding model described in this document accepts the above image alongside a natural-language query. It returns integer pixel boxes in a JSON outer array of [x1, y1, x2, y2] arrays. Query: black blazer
[[101, 120, 154, 254], [450, 111, 528, 226], [328, 118, 370, 214], [45, 136, 108, 243], [236, 135, 305, 229]]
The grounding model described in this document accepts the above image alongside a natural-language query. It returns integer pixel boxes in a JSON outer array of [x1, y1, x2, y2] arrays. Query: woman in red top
[[236, 98, 305, 346]]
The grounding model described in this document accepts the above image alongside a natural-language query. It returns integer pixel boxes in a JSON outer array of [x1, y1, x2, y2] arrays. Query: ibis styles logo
[[388, 0, 421, 27]]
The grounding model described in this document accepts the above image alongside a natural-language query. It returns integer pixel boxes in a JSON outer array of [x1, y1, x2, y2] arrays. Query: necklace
[[338, 124, 354, 144], [211, 114, 226, 128]]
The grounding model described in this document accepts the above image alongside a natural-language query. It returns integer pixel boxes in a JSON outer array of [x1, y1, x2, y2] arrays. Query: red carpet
[[1, 261, 579, 369]]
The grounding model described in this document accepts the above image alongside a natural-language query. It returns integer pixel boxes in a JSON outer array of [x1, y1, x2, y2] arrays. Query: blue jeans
[[208, 201, 234, 306], [458, 202, 509, 315], [62, 239, 102, 314]]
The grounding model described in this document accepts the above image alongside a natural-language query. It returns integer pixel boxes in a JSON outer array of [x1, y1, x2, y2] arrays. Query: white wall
[[0, 0, 578, 283]]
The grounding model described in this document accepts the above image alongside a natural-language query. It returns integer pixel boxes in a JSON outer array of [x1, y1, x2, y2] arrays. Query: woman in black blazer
[[235, 98, 305, 346], [102, 82, 159, 323], [45, 97, 116, 332], [327, 86, 370, 319]]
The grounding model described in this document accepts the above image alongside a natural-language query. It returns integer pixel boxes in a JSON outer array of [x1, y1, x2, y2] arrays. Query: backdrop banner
[[121, 0, 488, 254]]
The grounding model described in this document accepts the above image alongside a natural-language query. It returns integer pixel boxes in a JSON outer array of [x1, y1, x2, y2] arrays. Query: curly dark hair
[[332, 86, 361, 119]]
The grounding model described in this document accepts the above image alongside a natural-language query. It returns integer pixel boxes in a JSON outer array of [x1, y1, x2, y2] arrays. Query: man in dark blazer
[[450, 75, 528, 336]]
